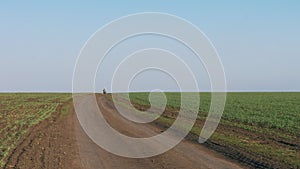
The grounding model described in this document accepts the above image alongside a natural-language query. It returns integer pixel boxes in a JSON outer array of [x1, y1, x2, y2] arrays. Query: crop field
[[1, 92, 299, 168], [120, 92, 300, 168], [0, 93, 71, 168]]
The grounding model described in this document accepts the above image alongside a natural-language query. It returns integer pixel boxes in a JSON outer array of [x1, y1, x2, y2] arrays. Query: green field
[[1, 92, 299, 168], [0, 93, 71, 168], [118, 92, 300, 168]]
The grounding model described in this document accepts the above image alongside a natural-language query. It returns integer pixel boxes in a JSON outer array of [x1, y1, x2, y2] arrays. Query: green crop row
[[0, 93, 72, 168], [115, 92, 300, 168]]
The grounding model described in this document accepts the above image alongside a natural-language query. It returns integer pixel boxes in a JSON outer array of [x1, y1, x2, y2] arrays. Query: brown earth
[[4, 95, 244, 169], [4, 102, 82, 169]]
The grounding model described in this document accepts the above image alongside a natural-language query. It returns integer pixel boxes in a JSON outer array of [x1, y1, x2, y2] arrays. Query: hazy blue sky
[[1, 1, 299, 92]]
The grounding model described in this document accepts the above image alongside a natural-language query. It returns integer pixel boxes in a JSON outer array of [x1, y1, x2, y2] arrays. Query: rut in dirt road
[[75, 95, 243, 169], [5, 95, 243, 169]]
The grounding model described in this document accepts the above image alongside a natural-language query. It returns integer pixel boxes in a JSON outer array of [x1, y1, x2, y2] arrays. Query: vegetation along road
[[0, 92, 299, 168]]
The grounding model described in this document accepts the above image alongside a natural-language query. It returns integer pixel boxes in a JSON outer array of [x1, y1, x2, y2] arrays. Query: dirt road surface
[[5, 95, 243, 169]]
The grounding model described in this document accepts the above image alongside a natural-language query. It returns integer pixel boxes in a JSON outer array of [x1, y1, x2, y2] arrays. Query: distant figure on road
[[103, 88, 107, 94]]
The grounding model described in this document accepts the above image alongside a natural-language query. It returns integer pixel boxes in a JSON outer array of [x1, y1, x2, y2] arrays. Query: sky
[[0, 0, 299, 92]]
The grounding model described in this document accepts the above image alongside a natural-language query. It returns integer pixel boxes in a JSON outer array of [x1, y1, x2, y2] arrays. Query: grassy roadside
[[0, 93, 72, 168], [110, 92, 300, 168]]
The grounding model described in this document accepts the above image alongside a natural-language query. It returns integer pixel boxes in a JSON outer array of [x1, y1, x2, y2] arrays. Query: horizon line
[[0, 90, 300, 93]]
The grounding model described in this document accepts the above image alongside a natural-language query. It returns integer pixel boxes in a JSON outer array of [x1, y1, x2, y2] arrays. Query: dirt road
[[5, 95, 243, 169]]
